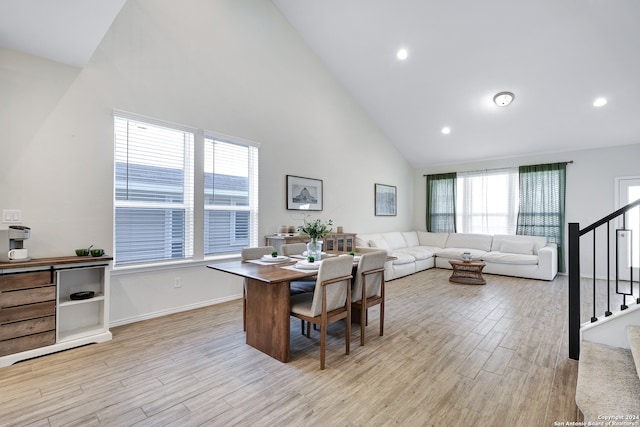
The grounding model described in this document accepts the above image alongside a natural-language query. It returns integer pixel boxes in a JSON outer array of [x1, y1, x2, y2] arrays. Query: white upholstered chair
[[351, 250, 386, 346], [290, 254, 353, 370], [240, 246, 275, 331], [281, 243, 316, 295]]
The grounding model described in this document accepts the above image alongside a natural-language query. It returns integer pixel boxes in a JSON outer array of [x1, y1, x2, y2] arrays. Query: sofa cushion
[[500, 240, 534, 255], [445, 233, 492, 252], [417, 231, 449, 248], [435, 248, 487, 261], [482, 251, 538, 265], [357, 233, 382, 248], [369, 238, 392, 255], [491, 234, 548, 255], [402, 231, 419, 248], [395, 247, 434, 261], [391, 252, 416, 265], [382, 232, 408, 250]]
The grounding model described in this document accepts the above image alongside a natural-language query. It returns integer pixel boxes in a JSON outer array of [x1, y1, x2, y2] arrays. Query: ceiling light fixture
[[441, 127, 451, 135], [593, 97, 607, 107], [397, 48, 408, 60], [493, 91, 515, 107]]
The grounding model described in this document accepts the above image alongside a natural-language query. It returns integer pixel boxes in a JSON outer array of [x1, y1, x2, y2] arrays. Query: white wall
[[0, 0, 413, 325], [414, 143, 640, 276]]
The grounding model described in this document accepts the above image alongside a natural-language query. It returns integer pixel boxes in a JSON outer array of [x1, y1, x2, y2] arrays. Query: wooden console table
[[265, 233, 356, 254], [449, 260, 486, 285]]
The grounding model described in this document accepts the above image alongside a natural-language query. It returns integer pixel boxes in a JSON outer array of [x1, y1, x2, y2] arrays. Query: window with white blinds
[[114, 114, 195, 266], [204, 136, 259, 255]]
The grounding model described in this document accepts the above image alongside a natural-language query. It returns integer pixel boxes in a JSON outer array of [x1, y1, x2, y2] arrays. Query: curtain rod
[[423, 160, 573, 177]]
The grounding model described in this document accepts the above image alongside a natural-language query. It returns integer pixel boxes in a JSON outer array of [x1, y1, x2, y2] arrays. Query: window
[[204, 136, 259, 255], [114, 115, 194, 266], [457, 168, 519, 235], [114, 112, 259, 266]]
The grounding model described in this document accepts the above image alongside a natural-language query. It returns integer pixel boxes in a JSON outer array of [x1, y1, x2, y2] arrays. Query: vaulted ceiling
[[2, 0, 639, 167]]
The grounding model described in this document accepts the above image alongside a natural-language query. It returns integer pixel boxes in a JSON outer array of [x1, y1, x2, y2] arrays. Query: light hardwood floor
[[0, 269, 581, 426]]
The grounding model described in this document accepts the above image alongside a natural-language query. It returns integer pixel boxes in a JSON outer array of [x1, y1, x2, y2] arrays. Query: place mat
[[289, 253, 338, 260], [246, 258, 292, 266], [281, 262, 322, 272]]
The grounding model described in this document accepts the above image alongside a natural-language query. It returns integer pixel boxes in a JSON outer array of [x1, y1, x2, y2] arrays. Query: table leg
[[245, 278, 291, 362]]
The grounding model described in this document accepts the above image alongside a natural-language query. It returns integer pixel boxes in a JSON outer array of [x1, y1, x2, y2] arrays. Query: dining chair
[[351, 250, 387, 346], [281, 243, 316, 295], [240, 246, 275, 331], [290, 254, 353, 370]]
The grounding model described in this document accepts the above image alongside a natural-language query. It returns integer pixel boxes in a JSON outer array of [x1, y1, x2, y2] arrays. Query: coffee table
[[449, 260, 486, 285]]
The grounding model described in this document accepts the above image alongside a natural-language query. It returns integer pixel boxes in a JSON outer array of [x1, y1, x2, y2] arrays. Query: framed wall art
[[286, 175, 323, 211], [375, 183, 397, 216]]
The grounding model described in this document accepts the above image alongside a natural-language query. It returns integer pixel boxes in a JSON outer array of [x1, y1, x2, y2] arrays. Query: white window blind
[[456, 168, 519, 235], [204, 136, 259, 255], [114, 115, 195, 266]]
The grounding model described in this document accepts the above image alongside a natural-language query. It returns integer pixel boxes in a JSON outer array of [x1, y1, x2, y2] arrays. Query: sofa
[[356, 231, 558, 281]]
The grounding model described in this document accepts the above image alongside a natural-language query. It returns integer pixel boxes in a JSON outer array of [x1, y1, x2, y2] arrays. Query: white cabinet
[[0, 256, 112, 368], [57, 266, 109, 342]]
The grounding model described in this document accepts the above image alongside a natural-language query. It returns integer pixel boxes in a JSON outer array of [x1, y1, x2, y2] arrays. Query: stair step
[[576, 341, 640, 422]]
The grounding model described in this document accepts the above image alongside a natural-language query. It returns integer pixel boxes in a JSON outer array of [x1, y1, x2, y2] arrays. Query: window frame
[[203, 132, 260, 256], [113, 111, 260, 269]]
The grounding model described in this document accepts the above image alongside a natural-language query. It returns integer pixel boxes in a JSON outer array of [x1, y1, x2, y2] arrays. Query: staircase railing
[[568, 199, 640, 360]]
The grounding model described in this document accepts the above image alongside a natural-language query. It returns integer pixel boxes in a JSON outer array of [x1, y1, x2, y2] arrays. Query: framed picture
[[287, 175, 323, 211], [375, 183, 397, 216]]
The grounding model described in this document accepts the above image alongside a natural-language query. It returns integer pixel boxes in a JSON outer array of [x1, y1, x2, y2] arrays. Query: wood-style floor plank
[[0, 268, 581, 426]]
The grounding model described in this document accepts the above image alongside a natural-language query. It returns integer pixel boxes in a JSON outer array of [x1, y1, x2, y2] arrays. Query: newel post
[[568, 222, 581, 360]]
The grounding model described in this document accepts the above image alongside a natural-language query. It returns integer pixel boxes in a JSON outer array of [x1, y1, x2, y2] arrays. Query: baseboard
[[109, 294, 243, 327]]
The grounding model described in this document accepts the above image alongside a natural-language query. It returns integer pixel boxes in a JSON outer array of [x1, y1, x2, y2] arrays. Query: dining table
[[207, 256, 321, 362], [207, 252, 393, 362]]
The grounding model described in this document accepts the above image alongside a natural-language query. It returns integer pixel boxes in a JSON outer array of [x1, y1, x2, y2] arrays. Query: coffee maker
[[0, 225, 31, 262]]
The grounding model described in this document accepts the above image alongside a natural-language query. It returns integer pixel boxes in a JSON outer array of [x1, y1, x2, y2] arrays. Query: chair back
[[241, 246, 275, 261], [352, 250, 386, 303], [309, 255, 354, 317], [281, 243, 307, 256]]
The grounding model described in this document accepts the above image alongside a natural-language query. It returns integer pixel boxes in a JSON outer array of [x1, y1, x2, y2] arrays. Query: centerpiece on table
[[298, 217, 333, 261]]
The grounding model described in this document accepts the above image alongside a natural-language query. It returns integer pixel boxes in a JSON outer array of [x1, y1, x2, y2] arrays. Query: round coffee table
[[449, 260, 486, 285]]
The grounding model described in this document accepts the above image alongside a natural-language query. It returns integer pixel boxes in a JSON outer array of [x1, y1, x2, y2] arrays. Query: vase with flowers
[[298, 217, 333, 261]]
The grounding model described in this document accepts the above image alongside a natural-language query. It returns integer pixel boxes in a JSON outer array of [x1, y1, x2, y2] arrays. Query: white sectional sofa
[[356, 231, 558, 281]]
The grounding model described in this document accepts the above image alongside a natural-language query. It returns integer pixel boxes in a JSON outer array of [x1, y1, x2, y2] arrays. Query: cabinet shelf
[[58, 324, 106, 343], [58, 294, 105, 307]]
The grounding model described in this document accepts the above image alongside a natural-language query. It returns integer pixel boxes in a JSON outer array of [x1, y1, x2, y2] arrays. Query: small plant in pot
[[308, 256, 315, 263], [271, 251, 278, 258]]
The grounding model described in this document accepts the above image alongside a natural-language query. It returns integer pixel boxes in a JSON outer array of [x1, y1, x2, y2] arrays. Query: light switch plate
[[2, 209, 22, 223]]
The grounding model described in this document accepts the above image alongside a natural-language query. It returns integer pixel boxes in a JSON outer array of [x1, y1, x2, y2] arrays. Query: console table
[[265, 233, 357, 254]]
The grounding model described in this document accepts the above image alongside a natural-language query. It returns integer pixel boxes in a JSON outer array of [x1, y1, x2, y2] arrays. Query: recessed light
[[593, 97, 607, 107], [397, 48, 408, 60], [493, 91, 515, 107], [441, 127, 451, 135]]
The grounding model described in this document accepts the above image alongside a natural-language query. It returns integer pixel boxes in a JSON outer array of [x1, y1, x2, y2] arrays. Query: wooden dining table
[[207, 252, 393, 362], [207, 257, 319, 362]]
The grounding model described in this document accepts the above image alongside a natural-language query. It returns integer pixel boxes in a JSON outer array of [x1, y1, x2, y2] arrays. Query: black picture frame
[[286, 175, 323, 211], [375, 183, 397, 216]]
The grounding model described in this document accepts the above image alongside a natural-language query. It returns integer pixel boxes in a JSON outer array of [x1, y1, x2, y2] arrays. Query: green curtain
[[426, 173, 457, 232], [517, 163, 567, 272]]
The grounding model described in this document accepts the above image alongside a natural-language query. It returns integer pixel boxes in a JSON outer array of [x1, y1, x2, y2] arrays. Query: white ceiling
[[1, 1, 639, 167], [0, 0, 125, 68], [273, 0, 640, 167]]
